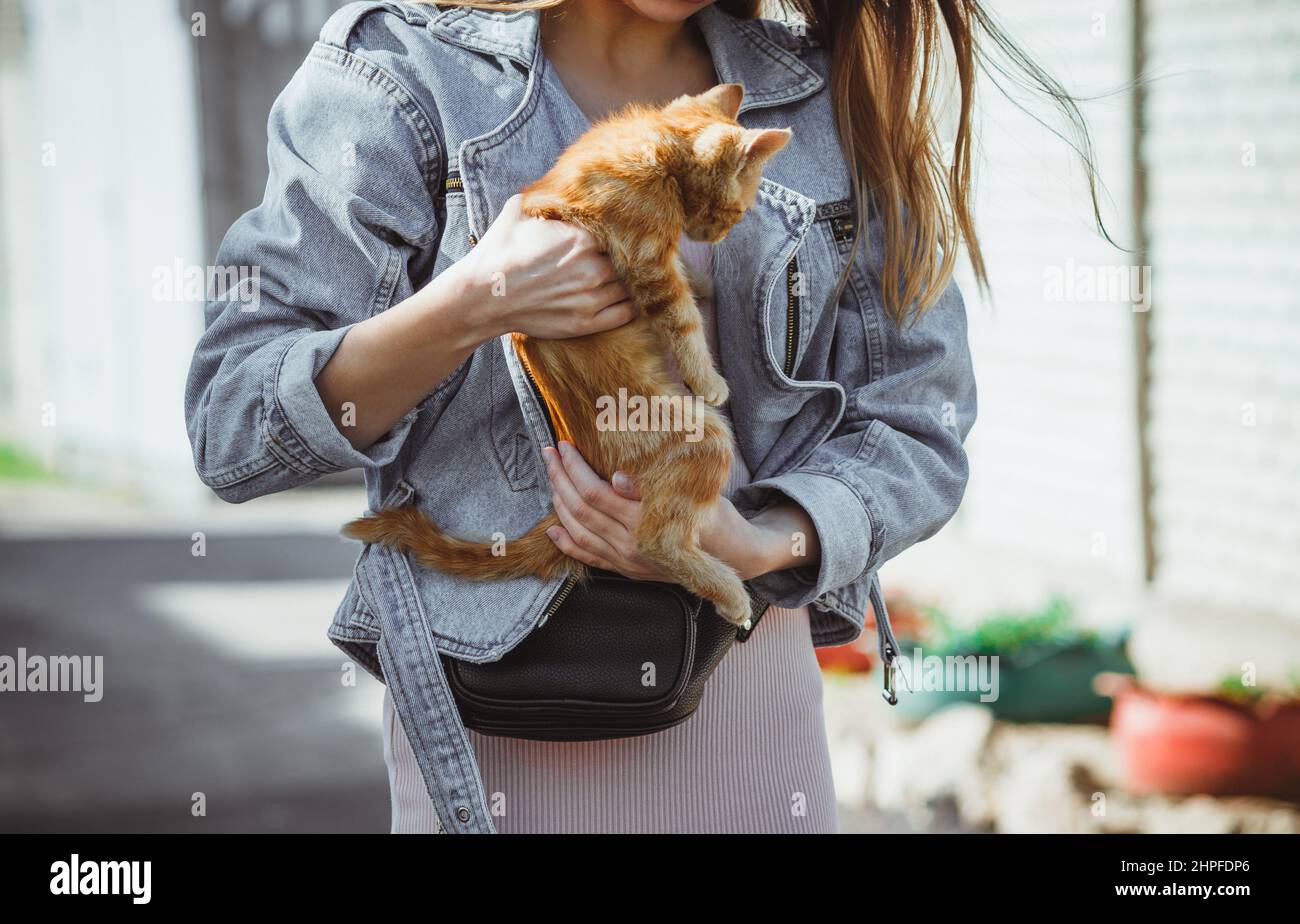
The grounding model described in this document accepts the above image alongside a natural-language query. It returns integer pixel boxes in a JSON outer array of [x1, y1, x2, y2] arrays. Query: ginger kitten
[[345, 84, 791, 624]]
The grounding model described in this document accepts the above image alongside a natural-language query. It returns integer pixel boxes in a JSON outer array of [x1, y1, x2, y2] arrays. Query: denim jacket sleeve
[[183, 41, 442, 502], [733, 245, 978, 610]]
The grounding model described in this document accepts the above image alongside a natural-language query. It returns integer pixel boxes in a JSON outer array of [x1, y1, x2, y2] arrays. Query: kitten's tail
[[342, 508, 580, 581]]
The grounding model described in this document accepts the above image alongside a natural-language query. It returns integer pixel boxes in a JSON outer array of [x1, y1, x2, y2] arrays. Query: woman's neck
[[540, 0, 716, 122]]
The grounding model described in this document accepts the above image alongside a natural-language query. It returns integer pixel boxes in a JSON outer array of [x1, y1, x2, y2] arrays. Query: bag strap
[[735, 591, 769, 642]]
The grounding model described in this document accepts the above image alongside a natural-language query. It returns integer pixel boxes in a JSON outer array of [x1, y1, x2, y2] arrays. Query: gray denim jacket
[[184, 1, 976, 833]]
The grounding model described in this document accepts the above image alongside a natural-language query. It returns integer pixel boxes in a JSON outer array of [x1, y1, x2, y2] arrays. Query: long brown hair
[[415, 0, 1109, 324]]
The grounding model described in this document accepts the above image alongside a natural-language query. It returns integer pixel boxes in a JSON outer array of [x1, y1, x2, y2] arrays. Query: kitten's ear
[[741, 127, 792, 168], [698, 83, 744, 120]]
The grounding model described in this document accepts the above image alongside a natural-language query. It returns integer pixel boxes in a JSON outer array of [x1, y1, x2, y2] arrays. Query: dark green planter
[[881, 633, 1133, 724]]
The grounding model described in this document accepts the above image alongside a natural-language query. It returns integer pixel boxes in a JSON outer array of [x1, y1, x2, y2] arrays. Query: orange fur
[[343, 84, 791, 624]]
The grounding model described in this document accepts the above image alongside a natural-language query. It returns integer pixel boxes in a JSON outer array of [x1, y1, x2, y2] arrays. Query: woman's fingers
[[542, 445, 671, 582], [545, 524, 615, 572], [586, 278, 630, 311], [610, 471, 642, 500], [585, 299, 637, 333], [550, 480, 623, 563], [543, 446, 625, 556], [575, 277, 634, 333], [567, 223, 608, 257], [555, 442, 641, 527]]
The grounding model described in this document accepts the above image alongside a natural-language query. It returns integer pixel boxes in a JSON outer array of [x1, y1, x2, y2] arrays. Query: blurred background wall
[[1, 0, 208, 503], [0, 0, 1297, 832], [882, 0, 1300, 636]]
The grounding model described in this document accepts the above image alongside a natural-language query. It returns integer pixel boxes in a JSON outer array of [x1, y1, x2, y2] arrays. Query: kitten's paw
[[716, 595, 753, 627], [694, 373, 729, 407]]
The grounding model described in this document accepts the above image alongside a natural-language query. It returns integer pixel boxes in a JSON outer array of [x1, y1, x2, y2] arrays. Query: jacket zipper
[[527, 351, 575, 624], [457, 182, 571, 621], [516, 354, 572, 621], [784, 255, 800, 377], [789, 239, 895, 690], [444, 172, 477, 245], [518, 354, 559, 445]]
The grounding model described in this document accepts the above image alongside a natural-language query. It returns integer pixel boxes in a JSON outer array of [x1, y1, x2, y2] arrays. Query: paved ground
[[0, 529, 390, 833]]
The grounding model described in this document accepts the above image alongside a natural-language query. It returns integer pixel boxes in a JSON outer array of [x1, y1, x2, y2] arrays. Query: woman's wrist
[[741, 517, 791, 580], [314, 256, 503, 451], [415, 253, 504, 352], [744, 501, 821, 579], [702, 498, 785, 581]]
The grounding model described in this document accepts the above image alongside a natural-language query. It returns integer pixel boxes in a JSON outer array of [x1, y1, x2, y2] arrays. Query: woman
[[185, 0, 1099, 833]]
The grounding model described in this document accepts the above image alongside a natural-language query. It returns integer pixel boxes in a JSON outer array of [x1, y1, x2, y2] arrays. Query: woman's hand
[[541, 440, 798, 582], [316, 197, 635, 452], [449, 195, 638, 341]]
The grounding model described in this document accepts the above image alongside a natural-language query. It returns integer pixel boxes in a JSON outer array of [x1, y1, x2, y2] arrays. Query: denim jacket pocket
[[780, 198, 857, 382], [488, 344, 541, 492]]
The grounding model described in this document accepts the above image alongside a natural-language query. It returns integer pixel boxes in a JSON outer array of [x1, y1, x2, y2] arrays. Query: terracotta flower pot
[[814, 643, 875, 674], [1100, 674, 1300, 799]]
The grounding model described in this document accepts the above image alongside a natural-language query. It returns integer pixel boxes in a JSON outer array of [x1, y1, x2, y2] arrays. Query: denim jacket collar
[[425, 4, 824, 114]]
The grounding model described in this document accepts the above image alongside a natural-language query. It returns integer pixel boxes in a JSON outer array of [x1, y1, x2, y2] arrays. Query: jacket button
[[456, 806, 472, 824]]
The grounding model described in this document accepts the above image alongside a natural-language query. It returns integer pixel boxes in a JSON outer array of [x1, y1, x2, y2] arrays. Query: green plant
[[1215, 670, 1300, 704], [918, 596, 1100, 660], [1215, 674, 1263, 703]]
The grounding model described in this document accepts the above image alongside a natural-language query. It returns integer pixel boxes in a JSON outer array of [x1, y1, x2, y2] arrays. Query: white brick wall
[[1144, 0, 1300, 618]]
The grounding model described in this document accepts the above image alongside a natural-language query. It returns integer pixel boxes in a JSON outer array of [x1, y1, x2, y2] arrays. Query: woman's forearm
[[315, 195, 639, 453], [314, 261, 496, 451]]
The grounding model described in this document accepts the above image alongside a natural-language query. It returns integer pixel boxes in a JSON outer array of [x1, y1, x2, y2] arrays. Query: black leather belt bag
[[443, 570, 768, 741]]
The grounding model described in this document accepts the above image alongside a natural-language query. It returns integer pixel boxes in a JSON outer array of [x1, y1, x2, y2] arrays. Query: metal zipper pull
[[444, 171, 477, 248], [880, 644, 898, 706], [869, 578, 902, 706]]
